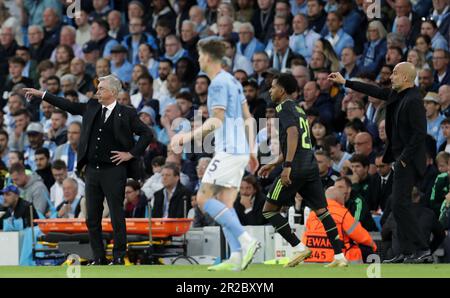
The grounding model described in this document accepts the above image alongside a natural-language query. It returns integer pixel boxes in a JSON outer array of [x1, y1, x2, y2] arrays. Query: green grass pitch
[[0, 264, 450, 278]]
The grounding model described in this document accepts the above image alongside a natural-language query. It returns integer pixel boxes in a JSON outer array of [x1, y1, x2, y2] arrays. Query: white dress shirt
[[102, 100, 117, 122]]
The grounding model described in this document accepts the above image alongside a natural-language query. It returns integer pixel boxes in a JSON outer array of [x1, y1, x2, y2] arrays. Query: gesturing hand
[[328, 72, 346, 85], [23, 88, 44, 101], [111, 151, 133, 165]]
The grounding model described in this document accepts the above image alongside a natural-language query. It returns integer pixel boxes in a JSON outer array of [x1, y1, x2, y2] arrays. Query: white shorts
[[201, 152, 249, 188]]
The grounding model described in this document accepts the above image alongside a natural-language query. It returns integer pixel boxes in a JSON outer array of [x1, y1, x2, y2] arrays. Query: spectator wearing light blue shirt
[[290, 0, 308, 16], [24, 123, 56, 171], [5, 93, 26, 136], [138, 44, 159, 80], [323, 12, 354, 58], [158, 103, 191, 146], [121, 17, 158, 65], [290, 14, 320, 63], [53, 122, 81, 174], [23, 0, 62, 26], [421, 19, 449, 51], [110, 44, 134, 84], [138, 106, 162, 141], [339, 0, 365, 38], [157, 73, 183, 116], [163, 35, 189, 65], [424, 92, 446, 149], [236, 23, 265, 61]]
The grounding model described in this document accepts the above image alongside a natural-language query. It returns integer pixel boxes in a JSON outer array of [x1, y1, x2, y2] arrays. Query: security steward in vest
[[303, 186, 377, 263]]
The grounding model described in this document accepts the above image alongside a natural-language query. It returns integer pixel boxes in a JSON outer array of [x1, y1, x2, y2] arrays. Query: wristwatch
[[283, 161, 292, 168]]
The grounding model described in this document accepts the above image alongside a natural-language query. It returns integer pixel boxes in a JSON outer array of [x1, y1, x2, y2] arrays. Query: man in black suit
[[24, 75, 152, 265], [329, 62, 431, 263], [152, 163, 191, 218], [369, 153, 393, 213]]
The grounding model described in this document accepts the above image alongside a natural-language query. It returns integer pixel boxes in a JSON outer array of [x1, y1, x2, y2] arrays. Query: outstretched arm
[[328, 72, 391, 101], [24, 88, 87, 115]]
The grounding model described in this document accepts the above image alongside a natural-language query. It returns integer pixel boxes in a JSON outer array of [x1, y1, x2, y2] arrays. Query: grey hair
[[63, 177, 78, 190], [61, 25, 76, 36], [28, 25, 44, 34], [367, 20, 387, 40], [61, 74, 77, 85], [239, 22, 254, 34], [99, 75, 122, 95], [182, 20, 196, 30], [0, 26, 13, 35]]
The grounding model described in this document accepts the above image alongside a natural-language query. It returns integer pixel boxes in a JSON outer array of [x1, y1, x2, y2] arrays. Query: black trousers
[[85, 164, 127, 259], [391, 161, 428, 254]]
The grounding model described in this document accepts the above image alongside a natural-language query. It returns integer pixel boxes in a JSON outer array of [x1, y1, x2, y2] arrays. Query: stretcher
[[33, 218, 194, 265], [34, 218, 192, 238]]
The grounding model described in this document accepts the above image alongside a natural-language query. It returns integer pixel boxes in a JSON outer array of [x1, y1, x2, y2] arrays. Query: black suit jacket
[[434, 66, 450, 87], [369, 171, 393, 211], [234, 192, 268, 226], [152, 183, 192, 218], [42, 92, 152, 178], [345, 80, 427, 176]]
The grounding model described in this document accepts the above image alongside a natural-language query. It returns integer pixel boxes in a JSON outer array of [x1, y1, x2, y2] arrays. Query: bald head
[[355, 132, 372, 143], [354, 132, 373, 156], [325, 186, 345, 205], [391, 62, 416, 91], [396, 62, 416, 81]]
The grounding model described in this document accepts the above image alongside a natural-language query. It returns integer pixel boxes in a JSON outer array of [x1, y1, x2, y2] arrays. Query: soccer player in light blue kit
[[171, 37, 260, 271]]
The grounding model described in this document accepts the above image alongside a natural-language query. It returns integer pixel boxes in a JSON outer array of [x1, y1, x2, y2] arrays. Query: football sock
[[263, 210, 300, 247], [204, 198, 245, 240]]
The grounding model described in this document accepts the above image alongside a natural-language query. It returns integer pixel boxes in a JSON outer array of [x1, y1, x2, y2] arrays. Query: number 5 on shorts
[[209, 159, 220, 172]]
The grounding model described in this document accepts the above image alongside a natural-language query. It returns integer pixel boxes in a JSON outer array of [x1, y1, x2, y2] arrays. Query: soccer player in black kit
[[258, 73, 347, 267]]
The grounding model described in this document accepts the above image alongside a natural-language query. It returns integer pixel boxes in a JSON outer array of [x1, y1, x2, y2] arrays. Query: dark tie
[[101, 107, 108, 123], [381, 177, 387, 190]]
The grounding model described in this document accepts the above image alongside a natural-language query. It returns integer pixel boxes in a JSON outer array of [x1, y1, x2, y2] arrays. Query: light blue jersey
[[207, 70, 249, 155]]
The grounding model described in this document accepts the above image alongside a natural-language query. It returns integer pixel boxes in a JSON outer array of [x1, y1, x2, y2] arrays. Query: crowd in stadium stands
[[0, 0, 450, 262]]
